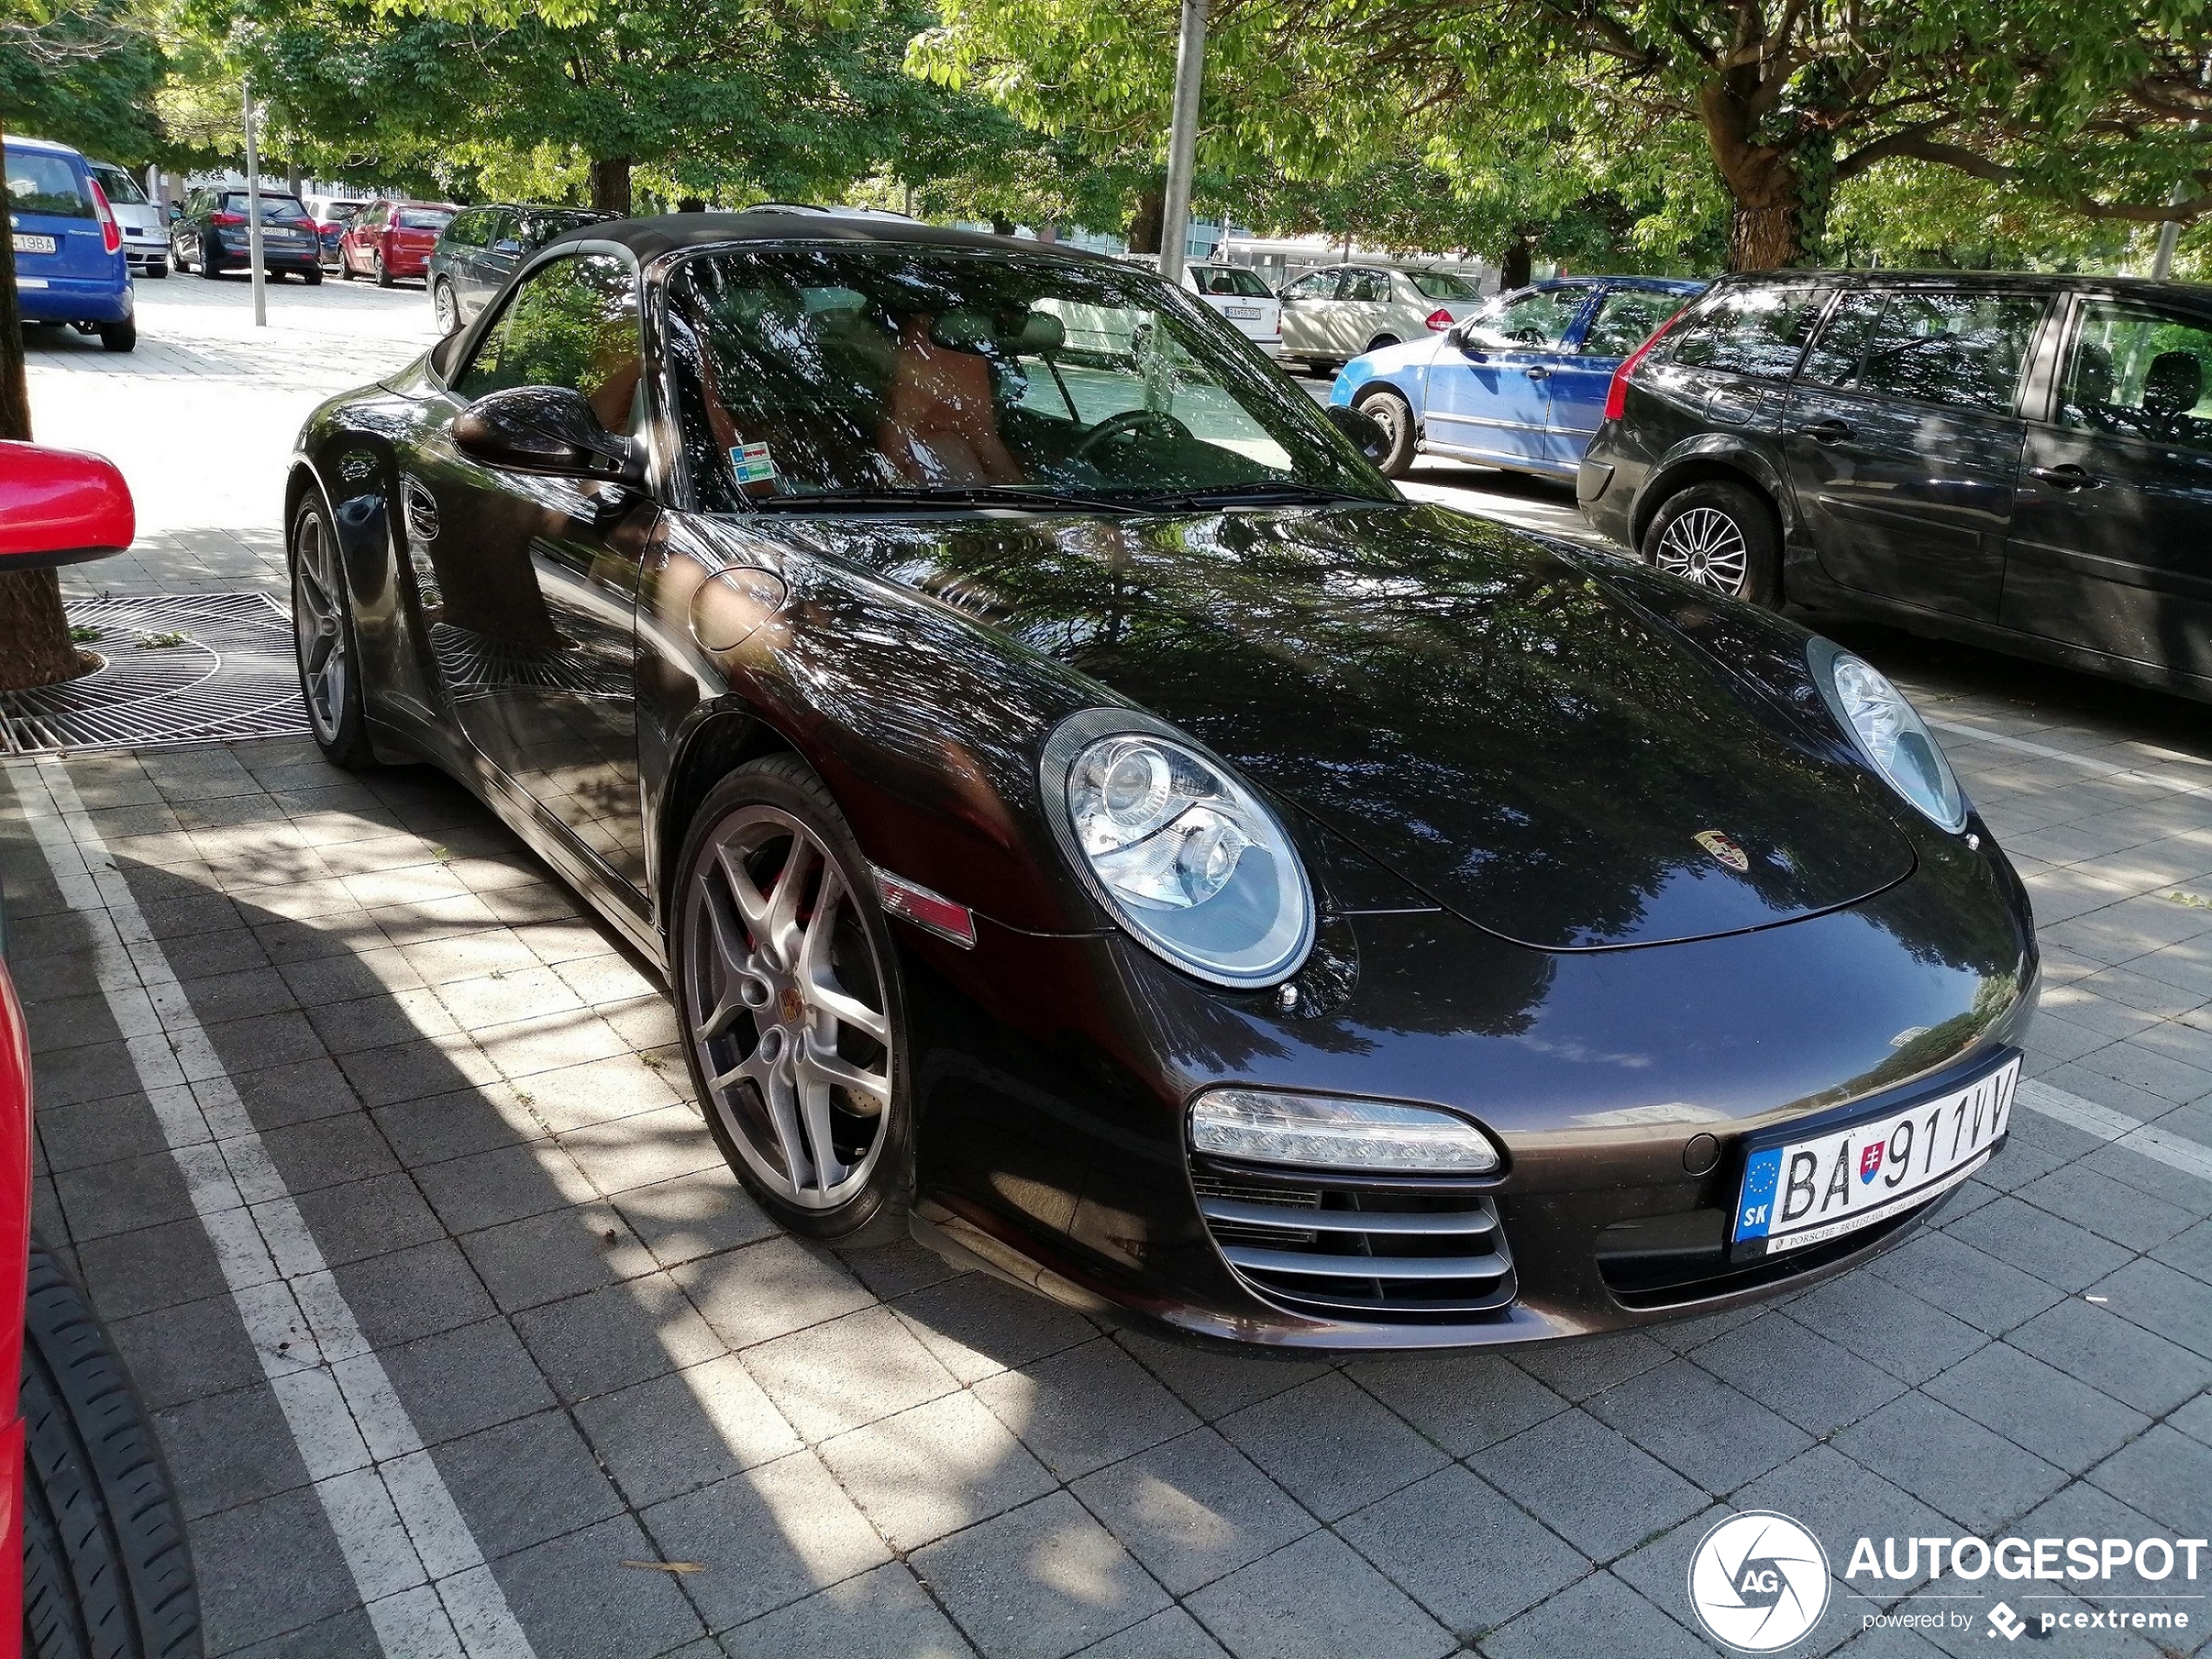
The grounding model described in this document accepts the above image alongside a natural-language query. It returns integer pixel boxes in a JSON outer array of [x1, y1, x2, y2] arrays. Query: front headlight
[[1808, 637, 1966, 832], [1042, 710, 1314, 988], [1190, 1088, 1501, 1173]]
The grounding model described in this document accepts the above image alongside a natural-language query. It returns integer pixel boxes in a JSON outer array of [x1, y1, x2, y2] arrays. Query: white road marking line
[[1927, 716, 2212, 805], [7, 756, 538, 1659], [2015, 1076, 2212, 1184]]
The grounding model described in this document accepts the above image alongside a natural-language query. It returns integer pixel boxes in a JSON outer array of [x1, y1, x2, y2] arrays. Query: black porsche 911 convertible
[[287, 213, 2036, 1351]]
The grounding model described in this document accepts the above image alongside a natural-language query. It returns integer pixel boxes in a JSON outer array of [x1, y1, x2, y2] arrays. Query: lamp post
[[1158, 0, 1209, 287], [243, 76, 266, 327]]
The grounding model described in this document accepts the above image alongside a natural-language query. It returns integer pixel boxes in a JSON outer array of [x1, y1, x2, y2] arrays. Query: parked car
[[302, 194, 372, 267], [428, 202, 616, 332], [85, 158, 165, 278], [286, 215, 2033, 1350], [337, 199, 459, 287], [0, 440, 203, 1657], [1333, 277, 1707, 479], [1184, 263, 1283, 355], [1580, 271, 2212, 700], [168, 185, 323, 282], [1276, 264, 1486, 374], [3, 134, 134, 351]]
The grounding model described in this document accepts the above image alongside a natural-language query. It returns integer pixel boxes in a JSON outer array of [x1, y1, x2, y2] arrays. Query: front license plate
[[13, 233, 57, 256], [1731, 1055, 2019, 1260]]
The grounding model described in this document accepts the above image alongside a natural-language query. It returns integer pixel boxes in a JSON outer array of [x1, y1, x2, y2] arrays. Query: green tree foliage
[[1, 1, 165, 162], [918, 0, 2212, 271]]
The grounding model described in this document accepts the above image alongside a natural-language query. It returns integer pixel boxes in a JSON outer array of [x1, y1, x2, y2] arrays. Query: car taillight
[[1603, 306, 1694, 422], [1425, 308, 1454, 332], [211, 210, 245, 227], [89, 179, 122, 255]]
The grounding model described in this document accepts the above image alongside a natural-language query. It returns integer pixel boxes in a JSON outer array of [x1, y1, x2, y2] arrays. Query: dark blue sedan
[[1332, 276, 1705, 480]]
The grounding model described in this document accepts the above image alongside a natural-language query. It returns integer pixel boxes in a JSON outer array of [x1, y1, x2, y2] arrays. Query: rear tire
[[373, 253, 393, 289], [290, 496, 377, 769], [303, 266, 322, 287], [433, 280, 459, 335], [20, 1238, 200, 1659], [672, 757, 913, 1248], [1366, 334, 1400, 354], [98, 319, 136, 354], [1353, 387, 1419, 477], [196, 246, 220, 280], [1640, 479, 1781, 608]]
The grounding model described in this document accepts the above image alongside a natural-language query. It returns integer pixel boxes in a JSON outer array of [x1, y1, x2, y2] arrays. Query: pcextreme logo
[[1687, 1512, 1831, 1651]]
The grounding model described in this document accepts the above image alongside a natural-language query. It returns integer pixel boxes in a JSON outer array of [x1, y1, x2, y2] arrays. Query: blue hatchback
[[1332, 276, 1703, 480], [6, 134, 134, 352]]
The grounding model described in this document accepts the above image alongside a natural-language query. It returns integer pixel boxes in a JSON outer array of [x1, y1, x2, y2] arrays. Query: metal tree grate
[[0, 593, 308, 755]]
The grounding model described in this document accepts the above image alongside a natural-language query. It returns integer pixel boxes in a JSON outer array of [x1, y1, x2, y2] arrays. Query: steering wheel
[[1071, 408, 1190, 461]]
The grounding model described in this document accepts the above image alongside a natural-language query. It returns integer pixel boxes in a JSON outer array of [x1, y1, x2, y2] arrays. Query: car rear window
[[90, 163, 148, 206], [1668, 285, 1817, 380], [223, 192, 313, 224], [6, 150, 93, 219], [1408, 271, 1477, 300], [1191, 266, 1271, 298], [399, 207, 455, 231]]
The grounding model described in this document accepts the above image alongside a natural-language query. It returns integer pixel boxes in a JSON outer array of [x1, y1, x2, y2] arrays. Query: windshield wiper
[[751, 485, 1142, 515], [1129, 482, 1386, 509]]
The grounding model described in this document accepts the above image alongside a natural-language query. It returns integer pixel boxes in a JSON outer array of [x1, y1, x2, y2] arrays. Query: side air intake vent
[[1191, 1169, 1514, 1322]]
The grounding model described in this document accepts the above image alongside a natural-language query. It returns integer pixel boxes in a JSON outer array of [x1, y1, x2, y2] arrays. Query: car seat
[[2141, 350, 2204, 442], [879, 314, 1023, 486]]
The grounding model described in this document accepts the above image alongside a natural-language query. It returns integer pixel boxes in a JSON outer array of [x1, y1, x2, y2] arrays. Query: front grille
[[1192, 1170, 1515, 1322]]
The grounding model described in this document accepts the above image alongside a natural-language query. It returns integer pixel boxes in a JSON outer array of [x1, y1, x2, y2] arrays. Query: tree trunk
[[1697, 82, 1815, 271], [1500, 236, 1533, 291], [286, 163, 303, 197], [590, 157, 632, 217], [0, 114, 84, 693], [1129, 181, 1166, 253]]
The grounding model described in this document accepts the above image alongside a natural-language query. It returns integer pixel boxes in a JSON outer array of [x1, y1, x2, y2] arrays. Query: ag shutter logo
[[1688, 1511, 1832, 1651]]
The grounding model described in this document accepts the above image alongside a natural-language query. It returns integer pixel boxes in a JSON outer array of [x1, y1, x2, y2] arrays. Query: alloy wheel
[[433, 281, 458, 334], [1653, 506, 1750, 596], [291, 509, 347, 742], [683, 806, 894, 1211]]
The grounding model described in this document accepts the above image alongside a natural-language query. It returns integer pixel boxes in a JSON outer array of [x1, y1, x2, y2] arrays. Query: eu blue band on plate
[[1734, 1147, 1783, 1243]]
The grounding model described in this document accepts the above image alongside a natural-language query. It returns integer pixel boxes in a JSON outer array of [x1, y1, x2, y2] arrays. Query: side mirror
[[0, 441, 134, 569], [452, 386, 645, 485], [1322, 404, 1392, 468]]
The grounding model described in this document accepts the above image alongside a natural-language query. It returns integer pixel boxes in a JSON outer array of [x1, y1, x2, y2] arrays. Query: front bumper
[[901, 819, 2037, 1352]]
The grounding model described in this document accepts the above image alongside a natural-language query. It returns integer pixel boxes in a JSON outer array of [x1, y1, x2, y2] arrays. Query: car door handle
[[2028, 464, 2102, 490], [1524, 366, 1550, 380], [1796, 418, 1852, 444]]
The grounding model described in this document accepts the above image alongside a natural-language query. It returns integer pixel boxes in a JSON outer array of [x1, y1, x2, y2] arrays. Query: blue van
[[6, 134, 134, 352], [1332, 276, 1704, 479]]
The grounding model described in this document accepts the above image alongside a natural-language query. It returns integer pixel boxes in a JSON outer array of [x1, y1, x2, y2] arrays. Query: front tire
[[672, 757, 912, 1244], [1640, 479, 1782, 607], [20, 1239, 200, 1659], [290, 496, 376, 768], [1354, 387, 1418, 477]]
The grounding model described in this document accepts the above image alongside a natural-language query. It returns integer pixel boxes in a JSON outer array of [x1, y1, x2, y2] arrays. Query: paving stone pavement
[[11, 276, 2209, 1657]]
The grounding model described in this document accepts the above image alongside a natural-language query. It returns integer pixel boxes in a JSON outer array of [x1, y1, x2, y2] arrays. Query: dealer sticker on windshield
[[1731, 1055, 2019, 1259], [730, 441, 776, 486]]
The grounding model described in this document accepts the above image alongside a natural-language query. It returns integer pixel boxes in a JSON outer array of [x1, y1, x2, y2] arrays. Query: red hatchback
[[337, 198, 458, 287]]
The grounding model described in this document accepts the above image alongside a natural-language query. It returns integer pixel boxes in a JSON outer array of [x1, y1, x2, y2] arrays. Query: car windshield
[[223, 193, 312, 224], [399, 207, 455, 231], [664, 246, 1387, 511], [90, 164, 147, 206], [1190, 266, 1272, 298], [1407, 271, 1477, 300], [6, 151, 91, 219]]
